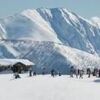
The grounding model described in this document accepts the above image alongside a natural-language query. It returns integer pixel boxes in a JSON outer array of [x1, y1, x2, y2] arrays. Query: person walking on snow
[[87, 68, 91, 78], [75, 69, 79, 78], [70, 66, 75, 78], [79, 69, 84, 79], [29, 67, 33, 77]]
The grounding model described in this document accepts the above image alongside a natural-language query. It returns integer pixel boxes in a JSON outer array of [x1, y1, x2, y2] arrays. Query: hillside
[[0, 8, 100, 54], [0, 41, 100, 73], [0, 8, 100, 73]]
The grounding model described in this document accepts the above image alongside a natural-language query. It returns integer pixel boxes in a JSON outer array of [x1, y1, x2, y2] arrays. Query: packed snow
[[0, 73, 100, 100]]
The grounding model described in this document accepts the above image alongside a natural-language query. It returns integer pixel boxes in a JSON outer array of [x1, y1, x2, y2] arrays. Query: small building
[[0, 59, 35, 73]]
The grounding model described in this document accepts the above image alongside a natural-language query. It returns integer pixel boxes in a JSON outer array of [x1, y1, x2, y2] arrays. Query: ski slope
[[0, 73, 100, 100]]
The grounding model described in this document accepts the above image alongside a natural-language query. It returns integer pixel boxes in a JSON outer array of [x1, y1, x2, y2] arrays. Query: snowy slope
[[0, 10, 60, 42], [0, 74, 100, 100], [37, 8, 100, 55], [1, 41, 100, 74], [0, 8, 100, 73], [0, 8, 100, 55]]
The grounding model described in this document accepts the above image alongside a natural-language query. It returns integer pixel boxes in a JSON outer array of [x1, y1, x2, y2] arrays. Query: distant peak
[[91, 17, 100, 27], [91, 16, 100, 22]]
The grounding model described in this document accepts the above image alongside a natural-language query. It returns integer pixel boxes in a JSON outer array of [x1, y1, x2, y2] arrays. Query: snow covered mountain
[[1, 41, 100, 74], [91, 17, 100, 27], [0, 8, 100, 55], [0, 8, 100, 73]]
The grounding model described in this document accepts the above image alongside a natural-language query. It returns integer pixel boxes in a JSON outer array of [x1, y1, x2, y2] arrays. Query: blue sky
[[0, 0, 100, 19]]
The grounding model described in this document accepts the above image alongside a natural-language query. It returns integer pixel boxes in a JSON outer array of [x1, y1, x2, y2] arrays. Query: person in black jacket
[[70, 66, 74, 77], [29, 67, 33, 77], [14, 72, 21, 79], [98, 69, 100, 77], [33, 71, 36, 76], [51, 69, 55, 77], [79, 69, 84, 78], [87, 68, 91, 78], [75, 69, 79, 78]]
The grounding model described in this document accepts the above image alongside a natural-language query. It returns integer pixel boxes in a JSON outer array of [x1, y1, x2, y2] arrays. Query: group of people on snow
[[70, 66, 84, 78], [29, 68, 61, 77], [11, 64, 100, 79], [29, 67, 36, 77], [70, 66, 100, 78]]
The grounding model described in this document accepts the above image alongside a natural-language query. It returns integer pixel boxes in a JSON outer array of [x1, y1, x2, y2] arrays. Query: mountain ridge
[[0, 8, 100, 73]]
